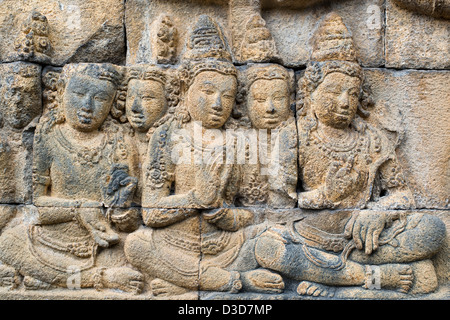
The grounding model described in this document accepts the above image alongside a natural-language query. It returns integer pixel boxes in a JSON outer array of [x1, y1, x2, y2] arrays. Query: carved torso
[[299, 116, 395, 209]]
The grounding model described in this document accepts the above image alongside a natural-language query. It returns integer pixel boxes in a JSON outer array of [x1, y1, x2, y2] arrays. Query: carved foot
[[23, 276, 51, 290], [0, 265, 20, 289], [297, 281, 335, 298], [366, 264, 414, 293], [102, 267, 144, 294], [151, 278, 190, 297], [241, 269, 284, 294]]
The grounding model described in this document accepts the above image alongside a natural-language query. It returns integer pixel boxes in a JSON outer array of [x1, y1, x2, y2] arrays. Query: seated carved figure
[[0, 63, 144, 293], [0, 63, 42, 203], [124, 15, 283, 297], [113, 65, 179, 204], [235, 63, 297, 208], [254, 13, 446, 297]]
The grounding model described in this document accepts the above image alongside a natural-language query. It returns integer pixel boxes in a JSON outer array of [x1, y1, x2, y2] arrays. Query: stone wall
[[0, 0, 448, 300]]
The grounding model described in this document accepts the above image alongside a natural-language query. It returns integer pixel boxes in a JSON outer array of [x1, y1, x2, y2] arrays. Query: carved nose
[[211, 95, 223, 111], [131, 98, 142, 113], [81, 101, 93, 113], [338, 92, 350, 109], [266, 100, 276, 113]]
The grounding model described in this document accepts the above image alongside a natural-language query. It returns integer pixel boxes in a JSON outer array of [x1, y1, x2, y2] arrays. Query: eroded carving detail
[[392, 0, 450, 19], [0, 62, 42, 204], [234, 63, 297, 208], [12, 11, 52, 64], [154, 15, 178, 64]]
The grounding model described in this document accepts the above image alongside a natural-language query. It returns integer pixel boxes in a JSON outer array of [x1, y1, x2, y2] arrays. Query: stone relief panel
[[0, 0, 447, 301]]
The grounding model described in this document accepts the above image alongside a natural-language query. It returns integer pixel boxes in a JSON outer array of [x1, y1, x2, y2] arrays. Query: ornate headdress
[[298, 13, 372, 116], [127, 65, 167, 84], [58, 63, 122, 89], [240, 13, 279, 62], [246, 63, 291, 90], [180, 15, 237, 91]]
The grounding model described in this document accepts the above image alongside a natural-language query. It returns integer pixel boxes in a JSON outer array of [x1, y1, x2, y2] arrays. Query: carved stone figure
[[113, 65, 179, 204], [0, 62, 42, 204], [234, 63, 297, 208], [125, 15, 284, 297], [254, 13, 447, 297], [0, 0, 447, 301], [0, 63, 144, 293]]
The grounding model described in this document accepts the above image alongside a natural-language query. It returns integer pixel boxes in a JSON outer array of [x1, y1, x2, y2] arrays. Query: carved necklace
[[311, 127, 371, 164], [54, 126, 108, 167]]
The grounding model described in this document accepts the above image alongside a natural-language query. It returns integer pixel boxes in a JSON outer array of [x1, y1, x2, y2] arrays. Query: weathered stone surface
[[0, 0, 125, 65], [392, 0, 450, 19], [126, 0, 230, 65], [0, 0, 448, 302], [0, 62, 41, 204], [386, 0, 450, 69], [364, 69, 450, 209], [126, 0, 385, 67], [263, 0, 385, 67]]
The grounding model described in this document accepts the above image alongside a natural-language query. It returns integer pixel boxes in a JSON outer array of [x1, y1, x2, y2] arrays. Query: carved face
[[311, 72, 361, 129], [1, 76, 41, 129], [248, 78, 290, 129], [126, 79, 167, 133], [186, 71, 237, 129], [63, 74, 116, 132]]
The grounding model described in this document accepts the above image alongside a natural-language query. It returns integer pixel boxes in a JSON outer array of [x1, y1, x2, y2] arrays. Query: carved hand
[[324, 157, 363, 203], [193, 161, 231, 207], [76, 208, 119, 248], [344, 211, 388, 255], [104, 164, 138, 208]]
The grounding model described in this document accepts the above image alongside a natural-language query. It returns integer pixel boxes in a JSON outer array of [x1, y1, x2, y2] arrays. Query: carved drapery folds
[[0, 2, 447, 301]]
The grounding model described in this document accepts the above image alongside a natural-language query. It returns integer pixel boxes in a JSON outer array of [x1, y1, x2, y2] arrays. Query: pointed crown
[[183, 15, 232, 62], [311, 12, 357, 63], [180, 15, 236, 91]]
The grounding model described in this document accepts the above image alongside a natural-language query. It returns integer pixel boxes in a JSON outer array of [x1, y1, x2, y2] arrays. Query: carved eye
[[222, 93, 234, 100], [350, 90, 359, 98], [202, 89, 215, 95], [94, 96, 108, 102], [273, 95, 285, 102]]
